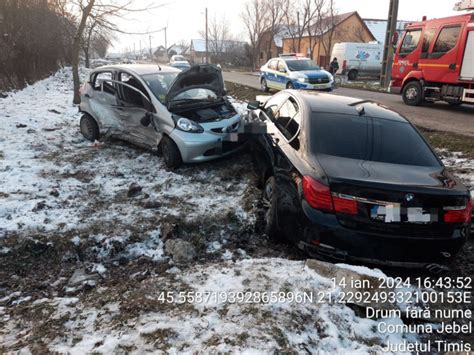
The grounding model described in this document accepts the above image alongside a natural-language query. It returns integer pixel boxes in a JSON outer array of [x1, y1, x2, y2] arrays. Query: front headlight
[[176, 117, 204, 133], [328, 74, 334, 82], [297, 77, 308, 83]]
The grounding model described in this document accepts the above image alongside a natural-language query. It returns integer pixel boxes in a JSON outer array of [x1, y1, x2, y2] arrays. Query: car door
[[267, 95, 303, 168], [266, 59, 280, 89], [88, 71, 120, 131], [259, 93, 302, 173], [261, 94, 304, 238], [252, 92, 288, 178], [114, 71, 161, 148], [394, 27, 423, 75], [276, 60, 289, 89], [420, 23, 463, 83]]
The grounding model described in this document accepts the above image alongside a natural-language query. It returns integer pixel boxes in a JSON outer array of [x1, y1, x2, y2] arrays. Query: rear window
[[309, 113, 440, 167], [311, 114, 370, 160]]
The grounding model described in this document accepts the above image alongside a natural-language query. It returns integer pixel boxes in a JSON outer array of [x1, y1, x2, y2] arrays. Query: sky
[[111, 0, 465, 53]]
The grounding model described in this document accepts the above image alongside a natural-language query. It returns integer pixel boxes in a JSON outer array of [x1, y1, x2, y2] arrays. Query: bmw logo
[[405, 193, 415, 202]]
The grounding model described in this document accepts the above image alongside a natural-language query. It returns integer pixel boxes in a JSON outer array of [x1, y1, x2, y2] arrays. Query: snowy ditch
[[0, 68, 473, 353]]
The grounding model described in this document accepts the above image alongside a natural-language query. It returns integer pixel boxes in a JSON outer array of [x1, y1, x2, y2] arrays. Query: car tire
[[402, 81, 423, 106], [348, 69, 358, 81], [161, 136, 182, 169], [286, 82, 294, 89], [80, 113, 100, 142], [262, 176, 285, 240], [261, 78, 269, 92]]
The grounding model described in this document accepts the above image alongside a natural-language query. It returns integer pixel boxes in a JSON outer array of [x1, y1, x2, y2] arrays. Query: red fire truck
[[390, 8, 474, 106]]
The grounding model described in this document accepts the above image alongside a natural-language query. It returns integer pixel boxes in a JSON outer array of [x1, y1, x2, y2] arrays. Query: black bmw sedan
[[249, 90, 472, 267]]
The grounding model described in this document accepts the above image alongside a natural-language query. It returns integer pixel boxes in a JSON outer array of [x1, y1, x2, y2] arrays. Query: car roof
[[268, 56, 311, 62], [93, 64, 180, 76], [290, 90, 408, 123]]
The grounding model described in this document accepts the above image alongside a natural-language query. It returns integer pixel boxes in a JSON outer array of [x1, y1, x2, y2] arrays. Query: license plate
[[370, 205, 438, 223]]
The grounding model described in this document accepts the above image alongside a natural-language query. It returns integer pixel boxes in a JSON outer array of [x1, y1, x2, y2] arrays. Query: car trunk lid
[[316, 154, 470, 237]]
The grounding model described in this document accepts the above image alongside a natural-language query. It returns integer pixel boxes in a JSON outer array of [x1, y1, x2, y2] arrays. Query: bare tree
[[199, 14, 233, 63], [0, 0, 76, 92], [71, 0, 96, 104], [264, 0, 285, 58], [304, 0, 325, 59], [69, 0, 168, 104], [240, 0, 271, 69], [82, 15, 115, 67], [352, 25, 369, 42], [313, 0, 337, 68], [282, 0, 318, 54]]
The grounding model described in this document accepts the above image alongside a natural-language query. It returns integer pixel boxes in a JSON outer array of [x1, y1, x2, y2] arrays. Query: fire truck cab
[[390, 11, 474, 106]]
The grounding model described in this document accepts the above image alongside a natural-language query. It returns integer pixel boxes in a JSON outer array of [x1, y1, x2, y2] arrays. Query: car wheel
[[402, 81, 423, 106], [261, 78, 269, 92], [348, 69, 358, 81], [262, 176, 285, 240], [80, 113, 100, 141], [286, 82, 294, 89], [161, 136, 182, 169]]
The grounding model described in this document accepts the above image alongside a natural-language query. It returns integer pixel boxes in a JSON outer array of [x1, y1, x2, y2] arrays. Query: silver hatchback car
[[79, 64, 243, 168]]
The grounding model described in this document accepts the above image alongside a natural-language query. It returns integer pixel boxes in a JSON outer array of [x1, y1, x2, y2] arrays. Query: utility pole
[[296, 11, 300, 53], [380, 0, 399, 87], [149, 35, 152, 59], [205, 7, 209, 64]]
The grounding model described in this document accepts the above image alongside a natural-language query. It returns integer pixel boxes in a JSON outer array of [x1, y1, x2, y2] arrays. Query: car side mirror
[[247, 100, 261, 110], [279, 68, 287, 73], [140, 112, 152, 127], [392, 32, 399, 46]]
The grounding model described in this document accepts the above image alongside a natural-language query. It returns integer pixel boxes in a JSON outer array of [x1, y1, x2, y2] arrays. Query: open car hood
[[166, 64, 225, 106]]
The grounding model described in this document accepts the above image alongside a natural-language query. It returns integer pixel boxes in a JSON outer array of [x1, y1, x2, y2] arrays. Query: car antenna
[[356, 104, 365, 115], [157, 64, 161, 71]]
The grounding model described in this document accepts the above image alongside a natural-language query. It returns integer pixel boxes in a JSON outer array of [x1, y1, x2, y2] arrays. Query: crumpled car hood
[[165, 64, 225, 106]]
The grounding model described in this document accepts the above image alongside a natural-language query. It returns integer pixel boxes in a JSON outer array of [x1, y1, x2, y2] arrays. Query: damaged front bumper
[[170, 129, 246, 163]]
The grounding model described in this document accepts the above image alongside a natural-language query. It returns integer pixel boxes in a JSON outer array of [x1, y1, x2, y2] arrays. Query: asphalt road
[[223, 71, 474, 138]]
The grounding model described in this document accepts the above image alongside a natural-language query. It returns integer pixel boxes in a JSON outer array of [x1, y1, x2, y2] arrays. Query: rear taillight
[[302, 176, 333, 211], [302, 176, 358, 215], [443, 200, 473, 223], [342, 60, 347, 70], [332, 195, 358, 215]]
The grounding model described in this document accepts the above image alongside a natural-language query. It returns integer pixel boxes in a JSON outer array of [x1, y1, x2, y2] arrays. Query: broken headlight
[[176, 117, 204, 133]]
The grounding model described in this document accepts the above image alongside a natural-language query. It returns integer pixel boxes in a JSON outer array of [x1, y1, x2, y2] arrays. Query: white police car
[[260, 54, 334, 92]]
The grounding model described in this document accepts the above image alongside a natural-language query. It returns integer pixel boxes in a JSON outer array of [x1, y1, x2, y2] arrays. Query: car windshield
[[141, 72, 179, 103], [309, 113, 440, 167], [286, 59, 320, 71], [171, 88, 218, 102]]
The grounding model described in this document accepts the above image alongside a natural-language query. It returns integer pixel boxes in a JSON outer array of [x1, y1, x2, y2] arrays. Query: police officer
[[329, 57, 339, 75]]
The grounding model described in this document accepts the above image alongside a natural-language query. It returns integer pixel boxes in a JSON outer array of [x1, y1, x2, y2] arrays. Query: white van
[[331, 42, 383, 80]]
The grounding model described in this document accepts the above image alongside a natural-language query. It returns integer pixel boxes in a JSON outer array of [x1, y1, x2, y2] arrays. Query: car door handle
[[85, 93, 91, 98], [114, 107, 123, 111]]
